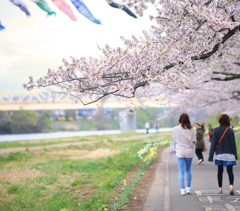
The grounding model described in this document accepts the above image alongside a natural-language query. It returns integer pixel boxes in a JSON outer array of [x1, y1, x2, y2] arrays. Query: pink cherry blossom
[[23, 0, 240, 115]]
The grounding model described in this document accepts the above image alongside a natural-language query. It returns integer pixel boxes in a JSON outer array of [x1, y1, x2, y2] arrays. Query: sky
[[0, 0, 154, 90]]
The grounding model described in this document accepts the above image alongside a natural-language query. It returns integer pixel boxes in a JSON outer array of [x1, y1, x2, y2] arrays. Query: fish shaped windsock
[[32, 0, 56, 16], [9, 0, 31, 16], [52, 0, 77, 21], [107, 0, 137, 18], [70, 0, 101, 24], [0, 21, 6, 30]]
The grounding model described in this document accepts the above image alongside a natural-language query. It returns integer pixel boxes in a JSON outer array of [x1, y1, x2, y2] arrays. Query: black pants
[[195, 148, 204, 161], [218, 165, 234, 187]]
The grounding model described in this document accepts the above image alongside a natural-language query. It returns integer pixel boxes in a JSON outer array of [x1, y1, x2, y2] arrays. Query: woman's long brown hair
[[179, 113, 192, 129]]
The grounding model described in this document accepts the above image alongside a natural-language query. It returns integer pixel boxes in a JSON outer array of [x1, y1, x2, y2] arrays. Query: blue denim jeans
[[177, 157, 193, 189]]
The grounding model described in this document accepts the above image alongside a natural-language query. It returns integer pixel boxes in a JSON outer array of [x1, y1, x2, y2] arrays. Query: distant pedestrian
[[230, 118, 235, 130], [195, 123, 204, 165], [145, 122, 150, 134], [172, 113, 196, 195], [155, 124, 160, 133], [200, 121, 205, 135], [169, 139, 176, 160], [208, 124, 213, 143], [208, 114, 238, 195]]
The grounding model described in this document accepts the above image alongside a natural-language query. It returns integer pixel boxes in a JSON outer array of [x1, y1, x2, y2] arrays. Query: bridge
[[0, 90, 169, 111]]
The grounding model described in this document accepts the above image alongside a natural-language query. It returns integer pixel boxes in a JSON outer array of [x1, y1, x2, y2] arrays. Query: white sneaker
[[181, 189, 186, 195], [198, 159, 203, 165], [186, 187, 191, 194]]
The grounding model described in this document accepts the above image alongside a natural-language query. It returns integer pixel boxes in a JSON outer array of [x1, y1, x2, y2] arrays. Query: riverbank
[[0, 128, 173, 142]]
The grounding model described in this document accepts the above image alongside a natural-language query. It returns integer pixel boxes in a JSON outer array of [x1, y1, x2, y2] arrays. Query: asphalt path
[[144, 141, 240, 211]]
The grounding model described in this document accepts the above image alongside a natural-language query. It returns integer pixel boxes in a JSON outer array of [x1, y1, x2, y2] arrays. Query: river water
[[0, 128, 172, 142]]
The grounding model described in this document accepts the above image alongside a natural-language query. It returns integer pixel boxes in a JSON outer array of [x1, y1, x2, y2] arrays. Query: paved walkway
[[143, 142, 240, 211]]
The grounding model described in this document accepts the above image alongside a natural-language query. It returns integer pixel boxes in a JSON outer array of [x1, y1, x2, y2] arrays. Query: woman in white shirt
[[172, 113, 197, 195]]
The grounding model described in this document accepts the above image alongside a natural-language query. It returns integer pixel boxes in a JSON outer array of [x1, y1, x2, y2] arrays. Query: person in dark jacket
[[208, 124, 213, 143], [208, 114, 238, 195], [200, 121, 206, 135], [195, 123, 204, 165]]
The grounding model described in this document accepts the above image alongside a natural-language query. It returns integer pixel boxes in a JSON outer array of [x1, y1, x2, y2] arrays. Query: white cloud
[[0, 53, 22, 76]]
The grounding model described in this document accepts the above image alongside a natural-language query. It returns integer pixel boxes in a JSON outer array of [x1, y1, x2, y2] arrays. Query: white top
[[145, 122, 150, 129], [172, 125, 196, 158]]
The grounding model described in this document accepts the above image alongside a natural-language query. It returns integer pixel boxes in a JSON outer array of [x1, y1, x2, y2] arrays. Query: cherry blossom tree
[[172, 34, 240, 115], [24, 0, 240, 115]]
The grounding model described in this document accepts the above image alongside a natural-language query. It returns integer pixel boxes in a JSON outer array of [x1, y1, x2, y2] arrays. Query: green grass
[[234, 126, 240, 132], [0, 133, 161, 149], [0, 133, 170, 211], [0, 137, 90, 149]]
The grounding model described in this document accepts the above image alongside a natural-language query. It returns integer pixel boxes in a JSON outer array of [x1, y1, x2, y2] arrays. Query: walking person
[[155, 124, 160, 133], [200, 122, 206, 136], [208, 114, 238, 195], [145, 122, 150, 134], [208, 124, 213, 143], [195, 123, 205, 165], [172, 113, 197, 195]]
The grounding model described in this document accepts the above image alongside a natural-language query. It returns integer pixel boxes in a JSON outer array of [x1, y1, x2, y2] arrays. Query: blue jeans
[[177, 157, 193, 189]]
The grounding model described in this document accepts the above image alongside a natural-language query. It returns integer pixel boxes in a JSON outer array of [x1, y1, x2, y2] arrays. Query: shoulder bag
[[217, 127, 229, 145], [203, 142, 208, 152]]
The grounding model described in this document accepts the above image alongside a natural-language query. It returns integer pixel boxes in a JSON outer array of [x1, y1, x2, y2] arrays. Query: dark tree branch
[[211, 72, 240, 81], [191, 25, 240, 60], [232, 91, 240, 100]]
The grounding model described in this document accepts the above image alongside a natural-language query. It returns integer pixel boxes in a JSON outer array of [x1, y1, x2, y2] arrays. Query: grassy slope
[[0, 133, 171, 211]]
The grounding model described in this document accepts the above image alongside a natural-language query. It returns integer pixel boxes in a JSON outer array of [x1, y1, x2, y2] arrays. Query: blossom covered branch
[[24, 0, 240, 114]]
